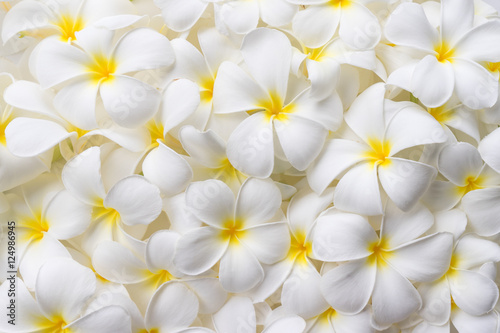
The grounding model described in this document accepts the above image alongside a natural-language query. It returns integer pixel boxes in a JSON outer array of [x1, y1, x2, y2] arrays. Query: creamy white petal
[[179, 126, 227, 168], [161, 79, 200, 133], [1, 1, 55, 42], [451, 308, 498, 333], [3, 80, 58, 118], [155, 0, 208, 32], [452, 235, 500, 270], [462, 188, 500, 236], [67, 306, 132, 333], [104, 175, 162, 226], [440, 0, 474, 46], [219, 243, 264, 293], [259, 0, 297, 27], [321, 258, 376, 314], [288, 187, 334, 237], [438, 142, 483, 186], [418, 279, 451, 326], [292, 5, 339, 48], [240, 222, 290, 264], [219, 0, 259, 35], [454, 20, 500, 62], [421, 180, 463, 212], [263, 315, 306, 333], [145, 230, 180, 275], [339, 2, 381, 50], [213, 297, 255, 333], [174, 227, 228, 275], [453, 58, 498, 109], [143, 142, 193, 197], [183, 278, 227, 314], [479, 127, 500, 173], [313, 212, 377, 262]]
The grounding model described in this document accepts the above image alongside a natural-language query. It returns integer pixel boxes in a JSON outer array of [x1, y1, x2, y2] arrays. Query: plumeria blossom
[[0, 258, 132, 333], [61, 146, 162, 253], [174, 178, 290, 292], [2, 174, 91, 289], [307, 83, 446, 215], [34, 25, 174, 129], [313, 203, 453, 328], [213, 28, 343, 177], [385, 0, 500, 108], [422, 142, 500, 214], [289, 0, 381, 50], [92, 230, 227, 314], [2, 0, 135, 43]]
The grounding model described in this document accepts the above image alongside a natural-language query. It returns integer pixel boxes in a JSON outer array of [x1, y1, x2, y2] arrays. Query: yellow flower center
[[86, 54, 116, 84], [54, 14, 85, 42], [434, 42, 455, 63], [367, 238, 392, 267], [200, 76, 215, 103], [139, 329, 159, 333], [211, 158, 245, 184], [487, 62, 500, 74], [287, 230, 312, 265], [428, 105, 453, 123], [458, 175, 483, 196], [144, 269, 175, 290], [259, 91, 294, 122], [328, 0, 351, 8], [0, 1, 11, 12], [318, 307, 337, 326], [0, 114, 11, 146], [92, 205, 120, 226], [219, 219, 246, 245], [36, 316, 72, 333], [364, 138, 392, 167], [146, 120, 165, 147], [19, 211, 49, 243]]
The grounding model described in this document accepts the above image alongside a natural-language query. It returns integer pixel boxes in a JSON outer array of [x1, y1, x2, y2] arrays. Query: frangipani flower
[[0, 258, 132, 333], [174, 178, 290, 292], [34, 26, 174, 129], [289, 0, 381, 50], [385, 0, 500, 108], [307, 83, 446, 215], [92, 230, 227, 314], [213, 28, 343, 177], [2, 0, 135, 43], [62, 146, 162, 253], [313, 203, 454, 328]]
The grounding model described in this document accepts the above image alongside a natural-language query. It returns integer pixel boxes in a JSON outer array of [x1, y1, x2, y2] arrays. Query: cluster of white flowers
[[1, 0, 500, 332]]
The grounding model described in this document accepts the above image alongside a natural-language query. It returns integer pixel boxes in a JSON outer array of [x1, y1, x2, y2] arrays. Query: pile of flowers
[[1, 0, 500, 332]]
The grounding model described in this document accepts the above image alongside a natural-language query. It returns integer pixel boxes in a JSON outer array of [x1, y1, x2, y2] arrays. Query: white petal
[[438, 142, 483, 186], [104, 175, 162, 226], [384, 104, 447, 154], [313, 212, 377, 262], [36, 258, 96, 321], [1, 1, 55, 42], [236, 177, 282, 227], [428, 209, 467, 242], [145, 282, 199, 331], [247, 259, 294, 303], [454, 20, 500, 62], [143, 142, 193, 197], [385, 3, 437, 51], [219, 1, 259, 35], [5, 118, 73, 157], [292, 5, 339, 48], [451, 308, 498, 333], [288, 187, 334, 237], [440, 0, 474, 46], [161, 79, 200, 133], [381, 202, 434, 248], [421, 180, 463, 212], [281, 263, 330, 319], [334, 162, 383, 216], [411, 55, 455, 108], [388, 233, 453, 282], [479, 127, 500, 173], [292, 89, 343, 132], [185, 179, 235, 228], [241, 28, 291, 97], [4, 80, 58, 118], [219, 243, 264, 292], [212, 61, 268, 114], [462, 188, 500, 236], [86, 125, 150, 153], [53, 76, 100, 130], [339, 2, 381, 50], [263, 315, 306, 333], [92, 241, 148, 284], [146, 230, 180, 274], [452, 234, 500, 270], [259, 0, 297, 27], [113, 28, 174, 75], [62, 146, 106, 205], [183, 278, 227, 314], [379, 158, 437, 212], [226, 112, 275, 178], [240, 222, 290, 264], [274, 115, 328, 171], [418, 279, 451, 325], [321, 258, 376, 314], [44, 190, 91, 240], [459, 58, 499, 110], [448, 269, 499, 316], [213, 297, 255, 333], [100, 76, 161, 128], [306, 139, 367, 194], [344, 82, 386, 142], [179, 126, 227, 168], [35, 39, 88, 89], [174, 227, 228, 275], [67, 306, 132, 333], [372, 263, 422, 327], [156, 0, 208, 32]]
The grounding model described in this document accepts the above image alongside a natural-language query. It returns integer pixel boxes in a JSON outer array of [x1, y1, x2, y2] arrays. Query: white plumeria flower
[[422, 142, 500, 214], [92, 230, 227, 314], [34, 26, 174, 129], [4, 80, 154, 157], [247, 187, 333, 319], [62, 146, 162, 253], [289, 0, 381, 50], [481, 61, 500, 124], [303, 306, 373, 333], [0, 74, 49, 191], [292, 37, 379, 100], [174, 178, 290, 293], [1, 0, 135, 43], [179, 125, 246, 192], [2, 174, 91, 289], [313, 203, 454, 328], [307, 83, 446, 215], [418, 233, 500, 328], [385, 0, 500, 108], [213, 28, 343, 177], [0, 258, 132, 332]]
